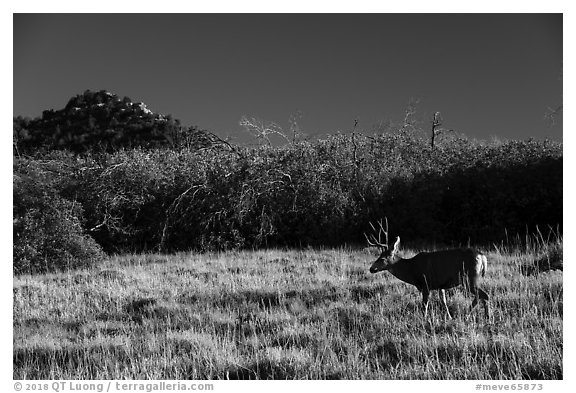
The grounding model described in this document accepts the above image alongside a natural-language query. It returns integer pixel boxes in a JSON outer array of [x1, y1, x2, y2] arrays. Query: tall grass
[[494, 227, 563, 276], [14, 242, 562, 379]]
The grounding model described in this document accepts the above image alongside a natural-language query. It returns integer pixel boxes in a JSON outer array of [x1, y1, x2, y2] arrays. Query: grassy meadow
[[13, 244, 562, 380]]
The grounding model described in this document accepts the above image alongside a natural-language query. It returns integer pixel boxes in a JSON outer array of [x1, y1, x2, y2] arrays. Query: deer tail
[[480, 254, 487, 277]]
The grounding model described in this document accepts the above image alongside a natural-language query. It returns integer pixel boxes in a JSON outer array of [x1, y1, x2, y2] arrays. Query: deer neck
[[387, 257, 418, 286]]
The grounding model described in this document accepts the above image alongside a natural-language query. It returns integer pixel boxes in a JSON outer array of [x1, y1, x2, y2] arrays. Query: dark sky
[[13, 13, 563, 142]]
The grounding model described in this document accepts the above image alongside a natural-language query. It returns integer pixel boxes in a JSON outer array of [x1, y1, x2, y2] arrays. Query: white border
[[4, 3, 571, 390]]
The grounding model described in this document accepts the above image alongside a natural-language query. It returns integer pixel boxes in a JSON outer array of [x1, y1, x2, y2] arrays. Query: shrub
[[65, 134, 561, 253], [13, 158, 104, 274], [13, 133, 562, 257]]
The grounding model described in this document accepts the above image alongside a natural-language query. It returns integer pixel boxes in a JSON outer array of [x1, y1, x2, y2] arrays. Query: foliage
[[13, 156, 104, 274], [15, 132, 561, 255], [12, 92, 563, 259]]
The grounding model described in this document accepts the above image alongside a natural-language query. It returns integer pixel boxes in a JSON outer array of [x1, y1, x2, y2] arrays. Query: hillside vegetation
[[13, 91, 562, 272], [14, 126, 561, 274], [13, 90, 216, 154]]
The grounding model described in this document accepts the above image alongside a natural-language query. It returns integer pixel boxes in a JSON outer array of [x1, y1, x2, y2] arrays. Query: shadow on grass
[[270, 331, 317, 350], [359, 339, 403, 372], [178, 284, 349, 311], [225, 359, 311, 380], [13, 345, 131, 379], [335, 306, 375, 335], [284, 285, 347, 308], [349, 283, 387, 301]]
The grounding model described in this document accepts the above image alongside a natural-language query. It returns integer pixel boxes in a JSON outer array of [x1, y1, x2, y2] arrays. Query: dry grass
[[13, 245, 562, 379]]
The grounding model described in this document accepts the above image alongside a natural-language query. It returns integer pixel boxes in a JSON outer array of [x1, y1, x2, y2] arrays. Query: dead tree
[[430, 112, 442, 149]]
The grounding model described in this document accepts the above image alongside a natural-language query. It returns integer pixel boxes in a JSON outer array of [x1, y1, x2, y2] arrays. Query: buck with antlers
[[365, 219, 489, 319]]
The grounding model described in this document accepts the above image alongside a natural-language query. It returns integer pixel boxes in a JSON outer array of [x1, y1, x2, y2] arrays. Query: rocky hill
[[14, 90, 212, 154]]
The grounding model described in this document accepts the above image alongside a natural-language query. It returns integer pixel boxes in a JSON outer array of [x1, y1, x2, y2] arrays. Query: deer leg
[[422, 289, 430, 318], [470, 292, 480, 314], [469, 279, 490, 319], [469, 274, 480, 311], [440, 289, 452, 319], [477, 288, 490, 318]]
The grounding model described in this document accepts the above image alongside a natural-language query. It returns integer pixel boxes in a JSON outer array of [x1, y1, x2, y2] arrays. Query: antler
[[364, 218, 389, 249]]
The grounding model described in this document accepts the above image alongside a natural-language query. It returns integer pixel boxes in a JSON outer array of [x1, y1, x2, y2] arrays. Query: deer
[[365, 219, 489, 319]]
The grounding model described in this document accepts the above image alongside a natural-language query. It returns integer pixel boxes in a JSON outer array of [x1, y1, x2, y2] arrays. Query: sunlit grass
[[13, 245, 562, 379]]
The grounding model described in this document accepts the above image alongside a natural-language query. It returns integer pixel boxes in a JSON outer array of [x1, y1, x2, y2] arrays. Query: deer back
[[388, 248, 485, 291]]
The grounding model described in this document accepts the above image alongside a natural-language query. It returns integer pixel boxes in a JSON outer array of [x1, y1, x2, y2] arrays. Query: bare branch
[[159, 184, 206, 251], [399, 96, 421, 133], [430, 112, 443, 149], [544, 105, 563, 127], [239, 115, 289, 146], [289, 110, 306, 144]]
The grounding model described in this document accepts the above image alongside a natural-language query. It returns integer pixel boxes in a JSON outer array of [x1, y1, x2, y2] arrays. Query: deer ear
[[393, 236, 400, 251]]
